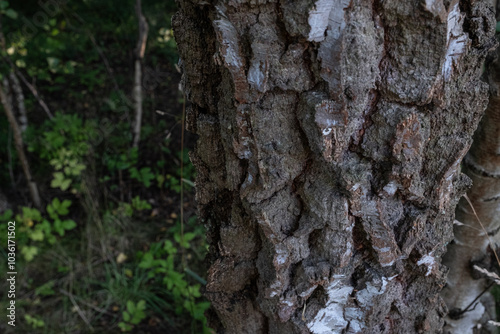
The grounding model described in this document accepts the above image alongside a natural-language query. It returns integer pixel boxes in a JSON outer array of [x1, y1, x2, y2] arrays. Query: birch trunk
[[0, 80, 41, 210], [442, 40, 500, 333], [173, 1, 496, 332]]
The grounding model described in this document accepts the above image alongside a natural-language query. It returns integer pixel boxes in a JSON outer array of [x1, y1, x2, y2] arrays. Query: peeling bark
[[173, 0, 496, 332]]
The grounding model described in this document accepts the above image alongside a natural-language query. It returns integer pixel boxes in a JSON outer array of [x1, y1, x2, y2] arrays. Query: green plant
[[24, 314, 45, 329], [26, 112, 96, 192], [131, 196, 152, 211], [0, 1, 17, 20], [104, 148, 139, 173], [118, 300, 147, 332], [13, 199, 77, 261], [115, 196, 152, 218], [130, 167, 155, 188], [35, 280, 56, 297], [138, 240, 211, 332]]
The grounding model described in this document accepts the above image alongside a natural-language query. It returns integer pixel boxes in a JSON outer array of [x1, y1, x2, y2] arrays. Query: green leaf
[[53, 219, 63, 236], [126, 300, 135, 314], [0, 1, 9, 10], [29, 228, 44, 241], [35, 281, 55, 296], [61, 219, 76, 230], [4, 8, 17, 19], [174, 232, 195, 249], [136, 300, 146, 311], [47, 57, 60, 73], [138, 253, 154, 269], [58, 199, 72, 215], [118, 322, 132, 332], [21, 246, 38, 261], [51, 172, 72, 190], [122, 311, 130, 322], [0, 209, 13, 221], [39, 220, 52, 235], [131, 196, 151, 210], [163, 240, 177, 255]]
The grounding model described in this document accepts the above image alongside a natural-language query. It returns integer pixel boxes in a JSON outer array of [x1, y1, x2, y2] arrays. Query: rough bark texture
[[442, 41, 500, 333], [173, 1, 496, 333]]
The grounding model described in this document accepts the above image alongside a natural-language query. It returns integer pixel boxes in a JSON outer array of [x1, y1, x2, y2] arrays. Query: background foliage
[[0, 0, 210, 333]]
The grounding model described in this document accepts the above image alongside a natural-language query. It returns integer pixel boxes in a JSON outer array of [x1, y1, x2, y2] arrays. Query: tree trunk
[[441, 36, 500, 333], [173, 1, 496, 333]]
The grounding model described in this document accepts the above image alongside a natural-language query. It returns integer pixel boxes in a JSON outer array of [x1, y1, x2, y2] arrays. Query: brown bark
[[173, 0, 496, 333]]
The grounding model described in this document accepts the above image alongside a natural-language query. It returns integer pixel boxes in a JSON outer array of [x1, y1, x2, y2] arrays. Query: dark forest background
[[0, 1, 210, 333]]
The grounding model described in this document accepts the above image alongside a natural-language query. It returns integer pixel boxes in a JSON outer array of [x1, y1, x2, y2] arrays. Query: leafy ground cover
[[0, 1, 211, 332]]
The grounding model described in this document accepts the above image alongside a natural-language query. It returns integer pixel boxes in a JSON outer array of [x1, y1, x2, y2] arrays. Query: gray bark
[[173, 0, 496, 333]]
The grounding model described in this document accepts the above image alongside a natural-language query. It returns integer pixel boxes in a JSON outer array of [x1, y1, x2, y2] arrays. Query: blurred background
[[0, 0, 211, 333]]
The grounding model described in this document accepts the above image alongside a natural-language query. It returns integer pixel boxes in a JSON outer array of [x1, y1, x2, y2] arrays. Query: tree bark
[[173, 1, 496, 333], [442, 38, 500, 333]]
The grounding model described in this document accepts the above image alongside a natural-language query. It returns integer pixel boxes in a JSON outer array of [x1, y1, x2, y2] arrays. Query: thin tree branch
[[132, 0, 148, 149], [1, 56, 53, 119]]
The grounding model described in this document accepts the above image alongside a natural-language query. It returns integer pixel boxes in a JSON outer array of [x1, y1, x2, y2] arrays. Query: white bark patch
[[446, 302, 485, 333], [423, 0, 448, 21], [274, 245, 289, 266], [382, 181, 398, 196], [442, 3, 468, 81], [343, 277, 391, 330], [355, 277, 389, 307], [417, 253, 436, 276], [212, 4, 249, 103], [247, 60, 267, 92], [213, 17, 243, 68], [307, 0, 335, 42], [307, 280, 353, 334], [322, 127, 332, 136]]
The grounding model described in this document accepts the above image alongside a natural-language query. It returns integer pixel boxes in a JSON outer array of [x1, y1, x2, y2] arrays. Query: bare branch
[[132, 0, 149, 149]]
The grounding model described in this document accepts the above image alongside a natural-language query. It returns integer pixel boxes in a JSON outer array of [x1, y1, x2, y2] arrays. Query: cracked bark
[[173, 0, 496, 333]]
